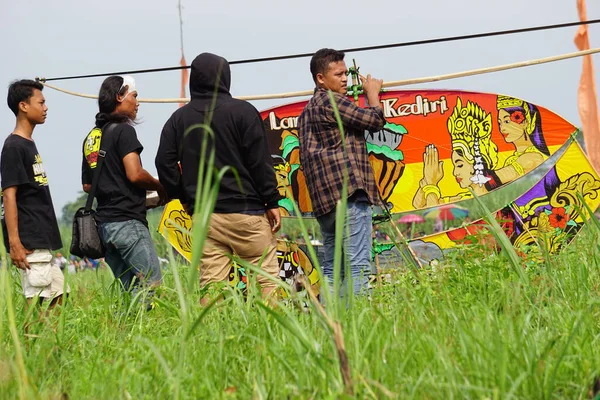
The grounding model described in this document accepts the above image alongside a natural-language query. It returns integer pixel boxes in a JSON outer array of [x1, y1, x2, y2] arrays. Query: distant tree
[[60, 191, 91, 225]]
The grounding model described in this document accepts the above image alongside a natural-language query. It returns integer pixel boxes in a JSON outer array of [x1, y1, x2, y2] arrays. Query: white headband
[[118, 75, 137, 99]]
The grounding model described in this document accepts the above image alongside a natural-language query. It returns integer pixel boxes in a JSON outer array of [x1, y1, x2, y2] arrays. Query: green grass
[[2, 222, 600, 399], [3, 98, 600, 399]]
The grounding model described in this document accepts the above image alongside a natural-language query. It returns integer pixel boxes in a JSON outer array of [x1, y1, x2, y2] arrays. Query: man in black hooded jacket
[[155, 52, 281, 303]]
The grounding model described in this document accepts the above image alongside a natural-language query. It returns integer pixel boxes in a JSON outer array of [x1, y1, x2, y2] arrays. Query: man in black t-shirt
[[81, 123, 149, 224], [1, 79, 68, 305], [81, 76, 165, 300]]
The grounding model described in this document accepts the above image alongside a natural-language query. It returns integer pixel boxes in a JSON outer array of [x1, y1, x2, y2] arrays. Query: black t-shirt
[[0, 134, 62, 250], [81, 123, 147, 225]]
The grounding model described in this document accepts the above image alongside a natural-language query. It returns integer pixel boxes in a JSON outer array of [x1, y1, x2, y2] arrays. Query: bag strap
[[84, 123, 116, 211]]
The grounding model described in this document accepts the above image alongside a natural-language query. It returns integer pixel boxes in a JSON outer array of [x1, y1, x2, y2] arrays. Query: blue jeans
[[317, 200, 373, 296], [98, 220, 162, 291]]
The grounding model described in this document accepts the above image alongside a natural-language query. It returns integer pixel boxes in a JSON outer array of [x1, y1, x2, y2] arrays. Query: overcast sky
[[1, 0, 599, 216]]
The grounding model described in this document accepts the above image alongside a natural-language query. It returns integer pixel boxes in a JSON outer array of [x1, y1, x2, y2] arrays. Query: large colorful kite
[[159, 90, 597, 282], [264, 90, 576, 216]]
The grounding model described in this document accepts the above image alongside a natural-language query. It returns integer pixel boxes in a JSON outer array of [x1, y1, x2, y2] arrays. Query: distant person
[[155, 53, 281, 305], [81, 75, 165, 305], [1, 79, 69, 307], [67, 259, 77, 275], [298, 48, 385, 297], [69, 255, 79, 271], [434, 217, 443, 233], [88, 258, 100, 270], [53, 252, 68, 271]]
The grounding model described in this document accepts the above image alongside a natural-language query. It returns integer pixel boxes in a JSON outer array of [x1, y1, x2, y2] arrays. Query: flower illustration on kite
[[510, 111, 526, 124], [510, 171, 600, 254], [548, 207, 570, 230]]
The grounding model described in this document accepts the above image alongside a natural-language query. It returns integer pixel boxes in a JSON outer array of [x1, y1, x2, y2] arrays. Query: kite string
[[40, 47, 600, 103]]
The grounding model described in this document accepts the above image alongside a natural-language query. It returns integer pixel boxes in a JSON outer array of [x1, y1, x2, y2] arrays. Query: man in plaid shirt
[[298, 48, 385, 297]]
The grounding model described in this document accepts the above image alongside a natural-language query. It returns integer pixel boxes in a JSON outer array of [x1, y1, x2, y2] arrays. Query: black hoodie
[[155, 53, 279, 214]]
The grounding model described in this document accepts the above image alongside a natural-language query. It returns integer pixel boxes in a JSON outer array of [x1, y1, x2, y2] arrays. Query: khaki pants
[[201, 213, 279, 290]]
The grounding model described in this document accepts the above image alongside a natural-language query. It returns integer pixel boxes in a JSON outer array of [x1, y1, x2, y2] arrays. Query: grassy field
[[2, 215, 600, 399]]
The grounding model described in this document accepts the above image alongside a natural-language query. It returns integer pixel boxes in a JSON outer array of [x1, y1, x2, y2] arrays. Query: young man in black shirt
[[82, 76, 165, 300], [1, 79, 68, 306]]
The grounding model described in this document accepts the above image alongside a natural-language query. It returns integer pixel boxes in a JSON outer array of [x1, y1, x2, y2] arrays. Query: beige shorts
[[20, 250, 69, 299], [201, 213, 279, 288]]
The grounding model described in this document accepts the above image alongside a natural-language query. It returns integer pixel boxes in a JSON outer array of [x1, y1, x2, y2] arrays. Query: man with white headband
[[119, 75, 136, 99], [81, 75, 166, 309]]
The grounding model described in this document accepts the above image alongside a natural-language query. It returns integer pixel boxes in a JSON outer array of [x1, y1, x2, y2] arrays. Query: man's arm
[[3, 186, 32, 269], [155, 116, 184, 200], [335, 74, 385, 132], [113, 125, 167, 204], [122, 152, 166, 202]]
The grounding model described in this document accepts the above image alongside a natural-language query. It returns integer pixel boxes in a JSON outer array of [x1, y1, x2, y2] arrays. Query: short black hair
[[310, 48, 345, 83], [7, 79, 43, 116]]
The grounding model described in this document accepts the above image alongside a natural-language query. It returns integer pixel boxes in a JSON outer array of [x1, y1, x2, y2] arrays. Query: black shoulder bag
[[70, 123, 115, 259]]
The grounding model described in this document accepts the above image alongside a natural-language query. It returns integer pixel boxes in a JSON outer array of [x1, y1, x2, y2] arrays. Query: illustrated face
[[317, 61, 348, 95], [275, 168, 290, 197], [451, 150, 475, 189], [498, 109, 526, 143], [22, 89, 48, 125]]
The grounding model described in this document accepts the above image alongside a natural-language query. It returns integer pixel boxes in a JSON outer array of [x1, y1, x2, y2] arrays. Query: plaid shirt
[[298, 88, 385, 217]]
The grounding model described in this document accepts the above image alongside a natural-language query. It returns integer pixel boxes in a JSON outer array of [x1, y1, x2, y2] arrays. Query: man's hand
[[157, 185, 168, 206], [182, 203, 192, 216], [360, 74, 383, 107], [266, 208, 281, 233], [10, 242, 33, 270]]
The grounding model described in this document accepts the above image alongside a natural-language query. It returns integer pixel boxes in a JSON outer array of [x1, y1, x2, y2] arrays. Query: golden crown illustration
[[496, 95, 524, 110], [447, 98, 498, 172], [274, 162, 291, 173]]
